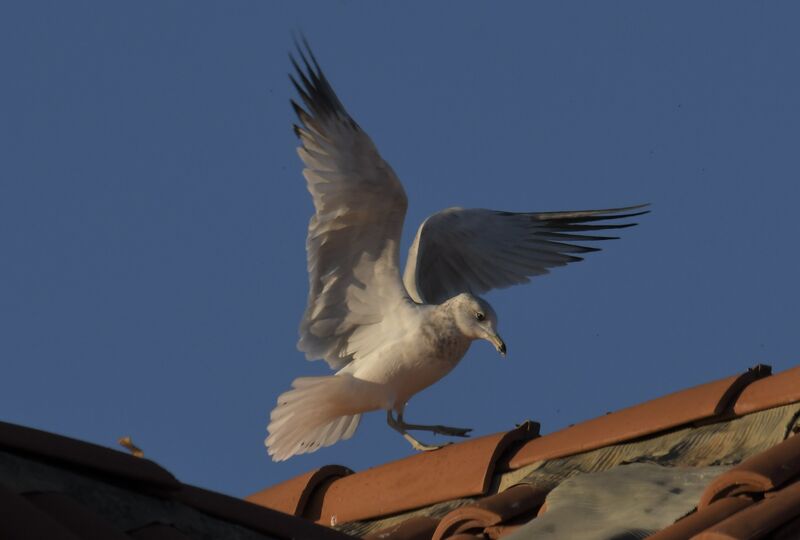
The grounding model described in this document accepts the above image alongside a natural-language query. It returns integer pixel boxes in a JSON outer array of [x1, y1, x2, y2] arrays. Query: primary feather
[[402, 205, 649, 304]]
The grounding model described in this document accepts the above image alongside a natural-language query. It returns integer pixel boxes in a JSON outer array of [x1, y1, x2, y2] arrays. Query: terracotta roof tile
[[507, 366, 770, 469], [0, 420, 179, 492], [246, 464, 353, 516], [0, 485, 80, 540], [772, 514, 800, 540], [483, 523, 522, 539], [646, 497, 754, 540], [698, 433, 800, 508], [734, 365, 800, 416], [128, 523, 193, 540], [431, 484, 547, 540], [174, 483, 354, 540], [24, 492, 130, 540], [362, 515, 440, 540], [694, 479, 800, 539], [302, 423, 537, 525]]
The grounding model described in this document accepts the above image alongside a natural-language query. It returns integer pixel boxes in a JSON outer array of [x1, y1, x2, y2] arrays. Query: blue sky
[[2, 2, 799, 497]]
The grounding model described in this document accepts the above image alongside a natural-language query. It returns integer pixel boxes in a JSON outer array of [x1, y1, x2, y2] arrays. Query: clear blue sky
[[2, 2, 799, 497]]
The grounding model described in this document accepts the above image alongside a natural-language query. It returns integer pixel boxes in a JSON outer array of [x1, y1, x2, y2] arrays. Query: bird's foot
[[403, 433, 452, 452], [430, 425, 472, 437]]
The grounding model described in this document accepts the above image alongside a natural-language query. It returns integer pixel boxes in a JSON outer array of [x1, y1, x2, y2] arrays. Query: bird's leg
[[396, 410, 472, 438], [386, 410, 448, 452]]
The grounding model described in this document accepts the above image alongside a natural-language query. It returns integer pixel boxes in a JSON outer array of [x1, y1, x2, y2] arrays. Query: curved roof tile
[[246, 464, 353, 517], [695, 480, 800, 540], [301, 423, 538, 525], [734, 365, 800, 416], [431, 484, 547, 540], [698, 432, 800, 508], [507, 366, 770, 469], [362, 515, 440, 540], [646, 497, 753, 540]]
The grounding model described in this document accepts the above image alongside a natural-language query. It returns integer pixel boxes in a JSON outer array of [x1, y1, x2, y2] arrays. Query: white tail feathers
[[266, 375, 363, 462]]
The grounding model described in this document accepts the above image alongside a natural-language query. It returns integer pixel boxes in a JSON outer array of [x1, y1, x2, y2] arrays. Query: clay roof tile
[[694, 479, 800, 540], [0, 420, 179, 492], [431, 484, 547, 540], [646, 497, 754, 540], [363, 515, 441, 540], [246, 464, 353, 516], [483, 523, 522, 539], [771, 515, 800, 540], [734, 365, 800, 416], [302, 423, 538, 525], [507, 366, 770, 469], [699, 433, 800, 508]]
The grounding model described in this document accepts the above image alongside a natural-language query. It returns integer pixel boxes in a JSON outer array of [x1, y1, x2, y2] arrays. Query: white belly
[[343, 325, 471, 411]]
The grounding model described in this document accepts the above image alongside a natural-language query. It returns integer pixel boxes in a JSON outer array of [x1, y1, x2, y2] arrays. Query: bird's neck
[[430, 301, 472, 342]]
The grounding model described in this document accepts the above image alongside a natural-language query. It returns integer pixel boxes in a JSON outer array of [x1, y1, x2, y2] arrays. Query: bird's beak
[[488, 334, 506, 357]]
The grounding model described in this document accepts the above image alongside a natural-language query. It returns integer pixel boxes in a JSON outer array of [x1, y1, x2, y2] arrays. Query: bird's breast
[[347, 321, 471, 410]]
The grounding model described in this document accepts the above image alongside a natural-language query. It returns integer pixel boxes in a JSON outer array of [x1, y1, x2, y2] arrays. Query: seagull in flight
[[266, 41, 647, 462]]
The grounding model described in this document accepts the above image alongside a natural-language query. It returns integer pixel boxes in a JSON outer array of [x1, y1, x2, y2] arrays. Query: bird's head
[[451, 293, 506, 356]]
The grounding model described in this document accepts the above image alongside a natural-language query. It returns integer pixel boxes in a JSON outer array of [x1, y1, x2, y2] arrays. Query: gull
[[265, 42, 647, 462]]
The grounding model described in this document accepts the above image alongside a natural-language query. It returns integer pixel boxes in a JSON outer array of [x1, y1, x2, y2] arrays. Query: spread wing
[[403, 205, 649, 304], [290, 43, 410, 370]]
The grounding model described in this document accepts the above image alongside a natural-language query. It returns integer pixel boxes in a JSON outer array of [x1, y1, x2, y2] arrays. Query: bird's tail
[[266, 375, 363, 462]]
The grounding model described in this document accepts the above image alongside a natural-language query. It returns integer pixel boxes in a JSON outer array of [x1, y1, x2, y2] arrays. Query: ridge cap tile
[[699, 432, 800, 508], [0, 420, 180, 492], [246, 464, 353, 516], [734, 365, 800, 416], [303, 423, 537, 525], [25, 491, 131, 540], [507, 367, 766, 469], [431, 484, 547, 540], [694, 479, 800, 539], [174, 483, 355, 539], [0, 484, 81, 540], [646, 497, 754, 540]]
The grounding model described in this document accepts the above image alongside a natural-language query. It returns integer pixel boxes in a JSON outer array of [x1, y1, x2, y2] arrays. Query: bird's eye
[[475, 312, 485, 321]]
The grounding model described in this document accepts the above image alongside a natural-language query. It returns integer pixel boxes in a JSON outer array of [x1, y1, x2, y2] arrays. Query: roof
[[3, 365, 799, 539], [0, 420, 353, 539], [245, 364, 800, 539]]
